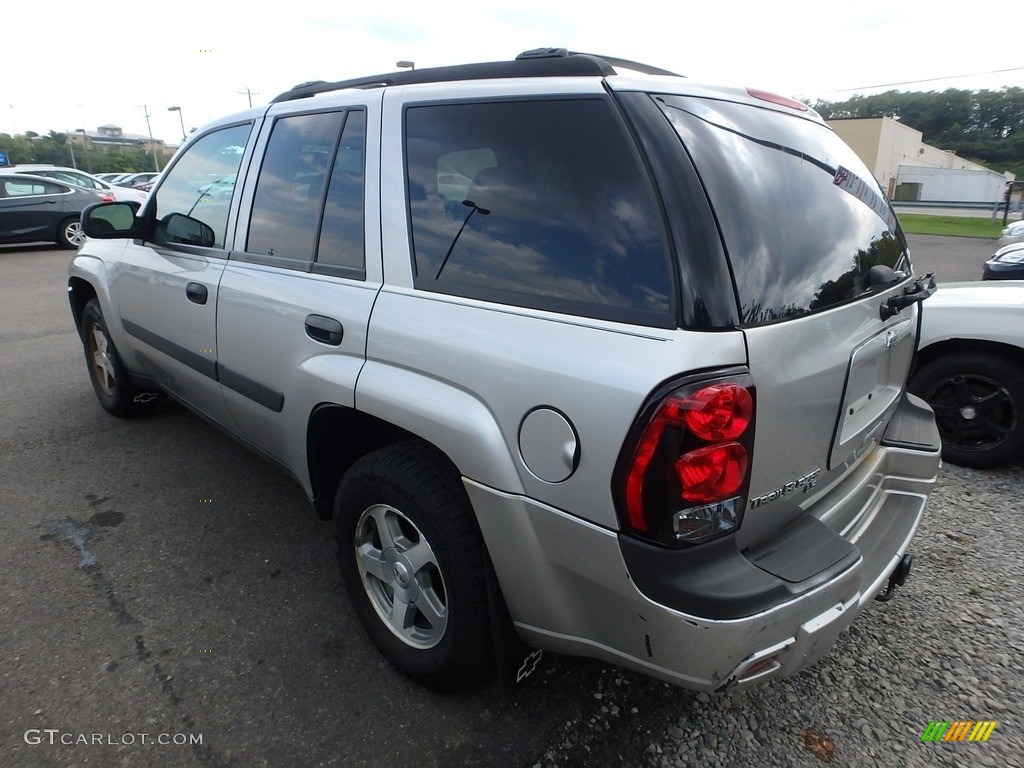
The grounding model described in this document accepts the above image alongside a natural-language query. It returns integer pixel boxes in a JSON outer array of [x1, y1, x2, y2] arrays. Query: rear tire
[[80, 298, 163, 417], [334, 442, 493, 691], [908, 351, 1024, 468], [58, 217, 86, 249]]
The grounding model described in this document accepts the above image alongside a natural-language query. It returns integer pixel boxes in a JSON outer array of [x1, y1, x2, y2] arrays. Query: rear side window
[[405, 99, 674, 327], [654, 95, 909, 325], [3, 179, 56, 196]]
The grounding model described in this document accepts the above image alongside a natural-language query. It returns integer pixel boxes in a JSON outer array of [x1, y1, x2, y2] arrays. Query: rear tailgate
[[651, 91, 927, 550]]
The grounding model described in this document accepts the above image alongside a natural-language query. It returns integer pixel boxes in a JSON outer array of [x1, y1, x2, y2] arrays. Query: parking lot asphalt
[[0, 245, 686, 768], [0, 235, 1018, 768]]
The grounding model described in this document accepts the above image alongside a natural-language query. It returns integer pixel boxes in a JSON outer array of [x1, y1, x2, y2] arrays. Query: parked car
[[909, 281, 1024, 468], [0, 165, 147, 205], [1, 174, 106, 248], [997, 218, 1024, 248], [132, 175, 161, 193], [68, 48, 940, 693], [113, 172, 160, 189], [94, 173, 126, 182], [982, 242, 1024, 280]]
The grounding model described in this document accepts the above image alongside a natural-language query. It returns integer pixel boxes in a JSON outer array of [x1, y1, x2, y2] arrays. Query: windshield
[[654, 95, 910, 326]]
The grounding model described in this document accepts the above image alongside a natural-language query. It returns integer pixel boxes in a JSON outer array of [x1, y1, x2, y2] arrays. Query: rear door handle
[[305, 314, 343, 346], [185, 282, 208, 305]]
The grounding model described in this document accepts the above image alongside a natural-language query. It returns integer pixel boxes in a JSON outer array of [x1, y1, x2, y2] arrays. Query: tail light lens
[[100, 193, 116, 202], [616, 374, 755, 547]]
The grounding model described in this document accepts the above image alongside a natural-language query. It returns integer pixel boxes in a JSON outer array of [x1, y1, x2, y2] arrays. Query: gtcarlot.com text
[[24, 729, 203, 746]]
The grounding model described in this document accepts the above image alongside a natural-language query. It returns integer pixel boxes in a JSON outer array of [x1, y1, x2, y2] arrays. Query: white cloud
[[5, 0, 1020, 143]]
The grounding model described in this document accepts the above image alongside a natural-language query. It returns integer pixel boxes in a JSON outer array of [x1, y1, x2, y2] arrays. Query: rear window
[[654, 95, 909, 325]]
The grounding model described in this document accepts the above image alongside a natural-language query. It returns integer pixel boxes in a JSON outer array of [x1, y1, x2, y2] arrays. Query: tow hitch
[[876, 554, 913, 602]]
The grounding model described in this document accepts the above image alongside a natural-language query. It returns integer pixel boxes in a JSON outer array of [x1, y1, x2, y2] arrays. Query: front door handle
[[186, 282, 208, 305], [305, 314, 343, 346]]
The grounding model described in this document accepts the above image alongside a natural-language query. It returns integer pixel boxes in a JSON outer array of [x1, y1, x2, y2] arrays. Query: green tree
[[812, 87, 1024, 177]]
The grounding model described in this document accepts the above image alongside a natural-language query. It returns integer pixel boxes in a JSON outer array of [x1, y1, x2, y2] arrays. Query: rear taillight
[[616, 374, 755, 547], [100, 193, 116, 203]]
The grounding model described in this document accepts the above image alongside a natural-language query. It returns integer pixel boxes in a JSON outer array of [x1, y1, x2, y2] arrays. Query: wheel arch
[[67, 275, 99, 338], [306, 405, 429, 520], [914, 338, 1024, 375]]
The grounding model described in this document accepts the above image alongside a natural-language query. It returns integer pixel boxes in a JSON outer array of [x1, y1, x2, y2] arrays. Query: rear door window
[[405, 98, 674, 327], [242, 109, 366, 276]]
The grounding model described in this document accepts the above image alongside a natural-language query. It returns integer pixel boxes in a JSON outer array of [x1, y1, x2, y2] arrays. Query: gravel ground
[[530, 460, 1023, 767]]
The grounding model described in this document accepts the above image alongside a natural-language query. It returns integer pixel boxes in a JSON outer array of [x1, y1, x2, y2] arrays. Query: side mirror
[[159, 212, 215, 247], [82, 202, 139, 238]]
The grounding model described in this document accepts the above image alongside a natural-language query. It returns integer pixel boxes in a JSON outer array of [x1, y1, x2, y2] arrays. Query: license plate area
[[829, 317, 914, 469]]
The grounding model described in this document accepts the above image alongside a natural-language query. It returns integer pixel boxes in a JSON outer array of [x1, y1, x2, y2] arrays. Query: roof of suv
[[272, 48, 682, 103]]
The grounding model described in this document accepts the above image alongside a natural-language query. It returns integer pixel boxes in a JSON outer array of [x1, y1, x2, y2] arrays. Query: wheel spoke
[[403, 538, 436, 575], [355, 542, 389, 584], [974, 387, 1013, 415], [414, 587, 447, 632], [930, 402, 958, 418], [948, 375, 973, 407], [979, 418, 1012, 440], [388, 595, 416, 637], [367, 505, 399, 551]]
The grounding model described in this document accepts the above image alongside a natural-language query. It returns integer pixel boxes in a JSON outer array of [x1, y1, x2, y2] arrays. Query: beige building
[[828, 117, 1013, 205]]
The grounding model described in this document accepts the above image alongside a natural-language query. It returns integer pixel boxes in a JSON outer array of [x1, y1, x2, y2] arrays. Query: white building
[[828, 116, 1013, 206]]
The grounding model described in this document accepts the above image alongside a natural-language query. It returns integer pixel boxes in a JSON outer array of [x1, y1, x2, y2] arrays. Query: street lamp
[[396, 60, 415, 70], [168, 106, 186, 142]]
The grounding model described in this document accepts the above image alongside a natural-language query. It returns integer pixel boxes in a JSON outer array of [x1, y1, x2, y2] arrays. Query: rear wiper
[[879, 272, 936, 320]]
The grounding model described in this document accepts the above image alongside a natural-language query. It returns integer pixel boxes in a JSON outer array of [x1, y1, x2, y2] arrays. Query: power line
[[829, 66, 1024, 93]]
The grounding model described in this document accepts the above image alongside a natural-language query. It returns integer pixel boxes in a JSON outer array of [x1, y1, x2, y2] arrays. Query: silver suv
[[69, 49, 941, 693]]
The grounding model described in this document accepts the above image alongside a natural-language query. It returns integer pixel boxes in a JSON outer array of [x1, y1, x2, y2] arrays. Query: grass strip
[[896, 214, 1007, 239]]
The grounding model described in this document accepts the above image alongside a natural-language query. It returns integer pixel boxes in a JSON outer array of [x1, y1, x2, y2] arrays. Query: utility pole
[[136, 105, 161, 172], [237, 88, 260, 108]]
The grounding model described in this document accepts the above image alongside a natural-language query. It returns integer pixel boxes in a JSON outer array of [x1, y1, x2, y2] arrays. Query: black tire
[[908, 351, 1024, 468], [57, 216, 86, 249], [334, 442, 493, 691], [80, 298, 163, 417]]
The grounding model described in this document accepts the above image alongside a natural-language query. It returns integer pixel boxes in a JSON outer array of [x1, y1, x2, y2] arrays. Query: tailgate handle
[[305, 314, 343, 346], [880, 273, 936, 320]]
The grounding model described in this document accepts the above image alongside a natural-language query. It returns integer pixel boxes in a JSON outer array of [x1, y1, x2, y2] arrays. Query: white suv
[[69, 49, 941, 693]]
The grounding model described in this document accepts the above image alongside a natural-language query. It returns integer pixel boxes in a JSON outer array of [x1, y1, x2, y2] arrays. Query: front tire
[[334, 442, 493, 691], [908, 351, 1024, 468], [80, 298, 163, 417]]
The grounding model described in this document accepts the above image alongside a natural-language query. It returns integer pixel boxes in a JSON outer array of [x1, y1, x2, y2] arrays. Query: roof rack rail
[[517, 47, 681, 77], [271, 49, 680, 104]]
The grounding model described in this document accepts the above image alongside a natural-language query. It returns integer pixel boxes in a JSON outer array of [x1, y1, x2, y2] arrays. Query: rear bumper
[[469, 411, 939, 690]]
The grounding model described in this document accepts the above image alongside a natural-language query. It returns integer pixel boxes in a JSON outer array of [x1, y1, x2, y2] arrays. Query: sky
[[5, 0, 1022, 147]]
